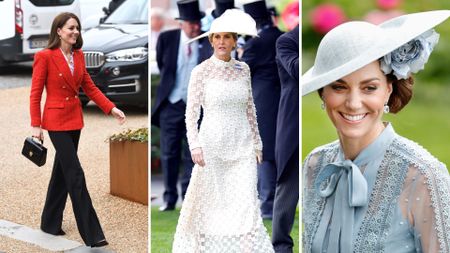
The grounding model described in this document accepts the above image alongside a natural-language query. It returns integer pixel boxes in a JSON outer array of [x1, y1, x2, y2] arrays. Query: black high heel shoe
[[41, 229, 66, 236], [91, 240, 109, 248], [56, 229, 66, 236]]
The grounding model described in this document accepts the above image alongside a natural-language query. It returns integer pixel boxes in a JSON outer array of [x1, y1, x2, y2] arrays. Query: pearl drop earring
[[383, 103, 390, 113]]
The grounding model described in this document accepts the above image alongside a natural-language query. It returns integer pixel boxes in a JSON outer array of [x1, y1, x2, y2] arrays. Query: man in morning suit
[[240, 0, 283, 220], [151, 0, 212, 212], [272, 25, 299, 253]]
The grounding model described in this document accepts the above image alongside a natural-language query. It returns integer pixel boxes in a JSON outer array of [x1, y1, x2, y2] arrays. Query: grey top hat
[[175, 0, 205, 21], [302, 10, 450, 96]]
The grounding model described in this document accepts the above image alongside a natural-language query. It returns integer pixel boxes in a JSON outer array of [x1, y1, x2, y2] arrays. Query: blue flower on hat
[[381, 29, 440, 79]]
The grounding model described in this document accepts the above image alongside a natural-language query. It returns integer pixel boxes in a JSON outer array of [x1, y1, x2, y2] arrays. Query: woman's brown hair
[[386, 74, 414, 113], [47, 12, 83, 49]]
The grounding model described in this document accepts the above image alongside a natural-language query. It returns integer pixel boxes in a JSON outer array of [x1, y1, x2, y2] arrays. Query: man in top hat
[[240, 0, 283, 220], [152, 0, 213, 212], [201, 0, 235, 31], [272, 24, 299, 253]]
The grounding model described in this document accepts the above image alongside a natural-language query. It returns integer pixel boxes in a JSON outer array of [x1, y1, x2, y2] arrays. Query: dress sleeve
[[400, 163, 450, 252], [243, 63, 262, 152], [30, 51, 47, 127], [185, 67, 204, 150], [302, 150, 322, 250]]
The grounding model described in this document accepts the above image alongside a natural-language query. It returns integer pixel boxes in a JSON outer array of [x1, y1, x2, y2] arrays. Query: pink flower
[[310, 4, 346, 35], [377, 0, 402, 10], [281, 1, 299, 30], [364, 10, 404, 25]]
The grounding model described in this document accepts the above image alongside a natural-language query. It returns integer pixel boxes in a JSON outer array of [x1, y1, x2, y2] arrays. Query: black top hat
[[267, 6, 278, 17], [243, 0, 270, 20], [175, 0, 205, 21], [212, 0, 235, 18]]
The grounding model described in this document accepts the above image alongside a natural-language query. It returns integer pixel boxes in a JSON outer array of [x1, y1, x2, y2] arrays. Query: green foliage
[[108, 128, 148, 142], [272, 0, 298, 32], [302, 0, 450, 83], [151, 207, 300, 253]]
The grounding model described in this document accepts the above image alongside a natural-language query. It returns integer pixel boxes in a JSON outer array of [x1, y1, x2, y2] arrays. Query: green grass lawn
[[151, 207, 300, 253], [302, 82, 450, 169]]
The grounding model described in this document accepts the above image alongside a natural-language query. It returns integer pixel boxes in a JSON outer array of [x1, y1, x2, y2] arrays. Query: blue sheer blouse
[[303, 123, 450, 253]]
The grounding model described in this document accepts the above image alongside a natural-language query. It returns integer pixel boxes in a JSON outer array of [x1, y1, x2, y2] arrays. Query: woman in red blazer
[[30, 12, 126, 248]]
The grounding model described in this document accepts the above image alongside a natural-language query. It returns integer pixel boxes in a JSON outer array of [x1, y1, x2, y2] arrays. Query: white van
[[0, 0, 80, 66]]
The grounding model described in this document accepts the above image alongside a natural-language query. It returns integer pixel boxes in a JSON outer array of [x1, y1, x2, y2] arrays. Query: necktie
[[186, 44, 192, 58]]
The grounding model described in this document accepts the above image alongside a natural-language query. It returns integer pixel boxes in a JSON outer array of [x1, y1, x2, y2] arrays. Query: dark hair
[[47, 12, 83, 49], [386, 74, 414, 113], [317, 74, 414, 114]]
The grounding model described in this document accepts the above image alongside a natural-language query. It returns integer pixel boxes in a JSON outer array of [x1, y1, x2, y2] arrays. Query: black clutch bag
[[22, 137, 47, 167]]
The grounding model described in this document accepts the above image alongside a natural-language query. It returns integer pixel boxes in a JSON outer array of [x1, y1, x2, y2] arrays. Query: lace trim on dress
[[355, 136, 450, 252], [303, 141, 339, 252], [353, 140, 409, 252], [303, 134, 450, 253], [185, 55, 263, 152], [210, 54, 236, 68]]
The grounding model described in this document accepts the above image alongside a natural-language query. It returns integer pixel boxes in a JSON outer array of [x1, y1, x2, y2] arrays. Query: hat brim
[[302, 10, 450, 96]]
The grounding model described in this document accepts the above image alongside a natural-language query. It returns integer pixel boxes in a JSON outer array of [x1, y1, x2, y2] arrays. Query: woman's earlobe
[[388, 82, 394, 95]]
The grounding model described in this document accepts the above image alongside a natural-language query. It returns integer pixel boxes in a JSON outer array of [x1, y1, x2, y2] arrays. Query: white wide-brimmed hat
[[302, 10, 450, 96], [187, 8, 258, 43]]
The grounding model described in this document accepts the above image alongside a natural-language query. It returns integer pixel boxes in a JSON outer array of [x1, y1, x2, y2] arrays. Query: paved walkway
[[0, 219, 115, 253]]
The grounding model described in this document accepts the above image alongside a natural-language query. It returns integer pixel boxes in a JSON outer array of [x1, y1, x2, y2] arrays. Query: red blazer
[[30, 48, 115, 131]]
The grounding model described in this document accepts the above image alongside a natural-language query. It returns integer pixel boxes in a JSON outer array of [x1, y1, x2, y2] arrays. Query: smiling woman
[[30, 12, 126, 248], [319, 62, 393, 160], [302, 11, 450, 253]]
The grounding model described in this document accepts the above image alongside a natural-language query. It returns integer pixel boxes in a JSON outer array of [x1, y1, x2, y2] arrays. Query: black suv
[[80, 0, 148, 107]]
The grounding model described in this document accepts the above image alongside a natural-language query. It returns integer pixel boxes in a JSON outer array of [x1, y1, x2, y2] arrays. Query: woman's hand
[[256, 150, 263, 164], [111, 107, 126, 125], [191, 147, 205, 167], [32, 126, 44, 141]]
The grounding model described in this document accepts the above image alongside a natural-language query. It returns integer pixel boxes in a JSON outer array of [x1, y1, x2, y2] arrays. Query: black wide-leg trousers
[[41, 130, 105, 246]]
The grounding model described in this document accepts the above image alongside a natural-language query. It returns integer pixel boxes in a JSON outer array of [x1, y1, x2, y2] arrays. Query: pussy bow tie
[[313, 159, 368, 253]]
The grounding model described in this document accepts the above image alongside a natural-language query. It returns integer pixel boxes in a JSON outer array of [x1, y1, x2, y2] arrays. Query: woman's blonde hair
[[208, 32, 238, 43]]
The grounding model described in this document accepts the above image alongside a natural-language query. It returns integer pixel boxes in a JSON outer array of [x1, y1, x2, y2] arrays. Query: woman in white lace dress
[[172, 9, 274, 253]]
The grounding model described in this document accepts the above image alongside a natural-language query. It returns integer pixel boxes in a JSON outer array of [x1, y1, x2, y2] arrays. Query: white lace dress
[[172, 55, 274, 253]]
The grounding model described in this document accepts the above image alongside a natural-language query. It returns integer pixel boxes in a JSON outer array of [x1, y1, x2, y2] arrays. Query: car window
[[29, 0, 75, 6], [104, 0, 148, 24]]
